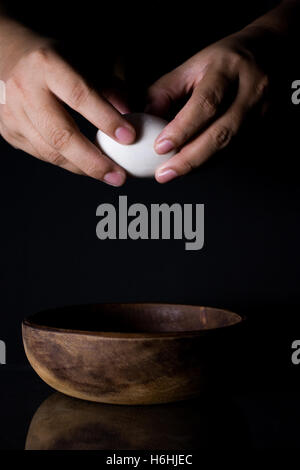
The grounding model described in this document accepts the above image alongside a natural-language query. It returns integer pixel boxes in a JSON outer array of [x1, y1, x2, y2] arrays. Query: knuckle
[[222, 50, 244, 71], [170, 124, 190, 146], [49, 127, 74, 151], [1, 127, 19, 147], [210, 125, 232, 149], [27, 48, 50, 66], [7, 73, 32, 99], [197, 92, 218, 117], [0, 127, 11, 142], [230, 49, 251, 66], [84, 161, 105, 179], [7, 75, 24, 95], [69, 80, 91, 108], [7, 48, 52, 94], [179, 155, 196, 174], [223, 49, 251, 73], [231, 52, 245, 67], [45, 149, 65, 166]]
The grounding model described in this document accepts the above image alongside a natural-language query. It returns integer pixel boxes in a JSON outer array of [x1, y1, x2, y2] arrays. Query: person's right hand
[[0, 19, 136, 186]]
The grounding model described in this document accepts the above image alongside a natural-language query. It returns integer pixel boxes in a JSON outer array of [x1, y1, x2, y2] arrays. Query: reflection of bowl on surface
[[22, 303, 245, 405], [25, 392, 249, 450]]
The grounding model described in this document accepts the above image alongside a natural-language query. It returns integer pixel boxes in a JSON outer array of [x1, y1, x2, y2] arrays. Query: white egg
[[96, 113, 176, 178]]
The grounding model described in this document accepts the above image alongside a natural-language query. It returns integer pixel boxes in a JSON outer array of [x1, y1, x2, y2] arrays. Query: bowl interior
[[25, 303, 243, 334]]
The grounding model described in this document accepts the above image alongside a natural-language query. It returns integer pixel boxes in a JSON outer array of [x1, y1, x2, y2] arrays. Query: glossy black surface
[[0, 0, 299, 450], [1, 363, 300, 449]]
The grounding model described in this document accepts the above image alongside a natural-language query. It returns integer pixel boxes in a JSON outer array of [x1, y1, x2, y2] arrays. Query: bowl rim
[[22, 302, 246, 340]]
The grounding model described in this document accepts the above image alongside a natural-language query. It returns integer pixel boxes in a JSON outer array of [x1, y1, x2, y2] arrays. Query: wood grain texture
[[22, 303, 244, 405]]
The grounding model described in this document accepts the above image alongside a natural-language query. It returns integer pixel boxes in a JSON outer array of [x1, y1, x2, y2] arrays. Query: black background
[[1, 0, 297, 366], [0, 0, 300, 451]]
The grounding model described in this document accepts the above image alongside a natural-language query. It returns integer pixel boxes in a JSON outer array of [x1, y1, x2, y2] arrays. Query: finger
[[145, 66, 187, 117], [155, 70, 269, 183], [0, 122, 40, 156], [1, 114, 84, 174], [21, 116, 85, 174], [155, 87, 253, 183], [44, 51, 136, 144], [102, 85, 131, 114], [154, 68, 232, 154], [25, 89, 127, 185]]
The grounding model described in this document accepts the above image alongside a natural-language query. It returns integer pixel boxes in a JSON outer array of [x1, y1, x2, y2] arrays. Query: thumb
[[145, 67, 186, 117], [102, 87, 131, 114], [101, 76, 131, 114]]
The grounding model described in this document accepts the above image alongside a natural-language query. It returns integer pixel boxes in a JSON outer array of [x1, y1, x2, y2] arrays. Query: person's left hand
[[145, 30, 271, 183]]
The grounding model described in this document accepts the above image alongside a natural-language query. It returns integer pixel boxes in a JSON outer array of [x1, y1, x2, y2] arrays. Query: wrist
[[233, 2, 298, 72], [228, 23, 286, 73]]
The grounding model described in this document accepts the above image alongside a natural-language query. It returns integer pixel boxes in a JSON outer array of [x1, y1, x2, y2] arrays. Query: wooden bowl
[[22, 303, 244, 405]]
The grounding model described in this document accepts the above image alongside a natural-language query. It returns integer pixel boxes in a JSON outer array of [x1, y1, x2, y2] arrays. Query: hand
[[146, 30, 271, 183], [0, 18, 136, 186]]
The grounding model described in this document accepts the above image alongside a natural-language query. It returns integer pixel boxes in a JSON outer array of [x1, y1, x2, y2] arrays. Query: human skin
[[0, 2, 299, 185], [146, 0, 300, 183], [0, 12, 136, 186]]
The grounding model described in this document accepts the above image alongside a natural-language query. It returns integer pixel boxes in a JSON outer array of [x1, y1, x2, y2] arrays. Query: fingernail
[[115, 126, 135, 144], [104, 171, 126, 187], [155, 139, 174, 154], [156, 168, 178, 183]]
